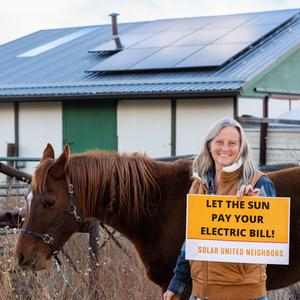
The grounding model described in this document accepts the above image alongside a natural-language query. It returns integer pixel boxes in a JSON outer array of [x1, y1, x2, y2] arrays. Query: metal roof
[[0, 9, 300, 99]]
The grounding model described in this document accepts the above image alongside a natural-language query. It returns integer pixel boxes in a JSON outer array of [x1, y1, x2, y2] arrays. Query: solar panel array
[[87, 9, 299, 72]]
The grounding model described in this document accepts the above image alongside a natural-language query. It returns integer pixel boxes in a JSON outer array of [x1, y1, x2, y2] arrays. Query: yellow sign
[[186, 194, 290, 264]]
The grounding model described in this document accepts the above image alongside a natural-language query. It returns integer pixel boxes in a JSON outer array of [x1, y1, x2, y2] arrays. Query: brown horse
[[16, 144, 300, 297]]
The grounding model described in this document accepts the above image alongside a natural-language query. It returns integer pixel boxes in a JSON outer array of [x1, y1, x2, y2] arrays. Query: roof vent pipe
[[109, 13, 123, 50], [110, 13, 119, 36]]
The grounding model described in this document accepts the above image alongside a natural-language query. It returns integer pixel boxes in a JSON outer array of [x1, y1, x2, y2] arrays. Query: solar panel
[[130, 18, 210, 34], [87, 9, 300, 72], [130, 31, 195, 48], [175, 43, 250, 68], [162, 18, 211, 32], [87, 48, 160, 72], [89, 18, 212, 54], [130, 46, 202, 70], [173, 28, 232, 46], [89, 33, 154, 53], [216, 24, 277, 44], [128, 20, 172, 34], [249, 9, 299, 25], [204, 14, 255, 28]]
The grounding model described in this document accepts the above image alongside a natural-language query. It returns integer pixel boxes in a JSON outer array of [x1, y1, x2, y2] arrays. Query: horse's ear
[[41, 144, 55, 161], [49, 145, 70, 179]]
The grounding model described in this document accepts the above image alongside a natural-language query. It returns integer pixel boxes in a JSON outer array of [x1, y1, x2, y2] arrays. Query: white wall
[[117, 100, 171, 157], [19, 102, 63, 173], [239, 96, 300, 118], [239, 97, 262, 117], [0, 103, 15, 183], [176, 98, 234, 155], [0, 103, 14, 156]]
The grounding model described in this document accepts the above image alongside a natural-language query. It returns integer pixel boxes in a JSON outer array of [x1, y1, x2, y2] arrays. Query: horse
[[16, 144, 300, 298]]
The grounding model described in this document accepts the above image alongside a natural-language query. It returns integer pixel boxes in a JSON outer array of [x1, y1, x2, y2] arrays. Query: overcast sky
[[1, 0, 299, 45]]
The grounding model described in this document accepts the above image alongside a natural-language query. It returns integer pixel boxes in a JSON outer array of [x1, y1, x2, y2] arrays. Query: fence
[[0, 157, 35, 207]]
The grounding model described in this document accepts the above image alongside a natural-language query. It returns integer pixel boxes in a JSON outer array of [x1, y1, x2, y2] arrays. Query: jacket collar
[[206, 164, 243, 194]]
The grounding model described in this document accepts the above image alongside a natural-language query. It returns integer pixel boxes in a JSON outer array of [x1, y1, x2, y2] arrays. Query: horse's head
[[16, 144, 82, 270]]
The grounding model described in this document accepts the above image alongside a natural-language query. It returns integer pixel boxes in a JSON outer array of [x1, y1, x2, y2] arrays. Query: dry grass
[[0, 229, 162, 300], [0, 184, 162, 299]]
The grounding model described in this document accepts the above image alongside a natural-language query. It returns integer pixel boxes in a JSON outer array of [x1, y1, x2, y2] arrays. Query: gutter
[[254, 87, 300, 99], [0, 90, 240, 103]]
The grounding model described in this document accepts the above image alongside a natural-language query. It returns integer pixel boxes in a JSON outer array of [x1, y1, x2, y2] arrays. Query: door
[[63, 100, 117, 153]]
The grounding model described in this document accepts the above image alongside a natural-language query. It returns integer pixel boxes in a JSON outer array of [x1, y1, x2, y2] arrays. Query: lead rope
[[100, 223, 131, 258], [61, 248, 81, 274]]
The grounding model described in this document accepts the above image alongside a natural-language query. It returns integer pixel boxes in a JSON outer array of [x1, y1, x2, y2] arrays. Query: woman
[[163, 117, 276, 300]]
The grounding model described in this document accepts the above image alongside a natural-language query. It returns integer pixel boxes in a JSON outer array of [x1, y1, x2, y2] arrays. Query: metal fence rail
[[0, 157, 40, 162], [0, 157, 33, 200]]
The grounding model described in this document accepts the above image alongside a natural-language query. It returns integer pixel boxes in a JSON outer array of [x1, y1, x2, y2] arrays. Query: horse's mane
[[32, 159, 55, 193], [67, 151, 160, 224]]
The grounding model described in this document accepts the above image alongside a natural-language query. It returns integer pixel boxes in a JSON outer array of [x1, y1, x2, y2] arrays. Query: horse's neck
[[139, 159, 192, 283], [98, 158, 192, 236], [97, 158, 192, 287]]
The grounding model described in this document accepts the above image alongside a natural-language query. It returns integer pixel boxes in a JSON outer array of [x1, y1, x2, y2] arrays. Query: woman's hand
[[237, 184, 260, 197], [163, 290, 180, 300]]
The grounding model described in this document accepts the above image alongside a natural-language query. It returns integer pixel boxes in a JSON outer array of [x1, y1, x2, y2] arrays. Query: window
[[17, 27, 97, 57]]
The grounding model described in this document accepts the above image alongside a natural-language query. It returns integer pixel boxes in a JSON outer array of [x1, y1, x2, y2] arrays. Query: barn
[[1, 8, 300, 173]]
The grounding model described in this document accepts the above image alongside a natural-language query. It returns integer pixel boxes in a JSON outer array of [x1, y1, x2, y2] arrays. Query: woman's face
[[209, 126, 241, 170]]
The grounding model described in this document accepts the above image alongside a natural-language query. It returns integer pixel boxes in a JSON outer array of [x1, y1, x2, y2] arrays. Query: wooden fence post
[[259, 96, 269, 166], [6, 143, 17, 184]]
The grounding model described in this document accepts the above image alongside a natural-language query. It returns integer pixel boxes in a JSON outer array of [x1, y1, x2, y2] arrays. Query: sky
[[1, 0, 300, 45]]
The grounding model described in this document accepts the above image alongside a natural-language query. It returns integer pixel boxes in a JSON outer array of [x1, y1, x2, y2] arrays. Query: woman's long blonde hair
[[192, 117, 257, 185]]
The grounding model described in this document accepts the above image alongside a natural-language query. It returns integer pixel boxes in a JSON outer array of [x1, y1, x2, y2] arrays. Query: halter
[[21, 174, 83, 262]]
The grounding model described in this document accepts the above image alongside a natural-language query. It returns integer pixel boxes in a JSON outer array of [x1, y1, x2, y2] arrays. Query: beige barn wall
[[176, 98, 234, 155], [0, 103, 14, 157], [117, 100, 171, 158], [19, 102, 63, 174], [0, 103, 15, 183]]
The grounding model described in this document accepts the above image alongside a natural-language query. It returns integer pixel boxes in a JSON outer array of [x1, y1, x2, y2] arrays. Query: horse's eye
[[41, 197, 55, 208]]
